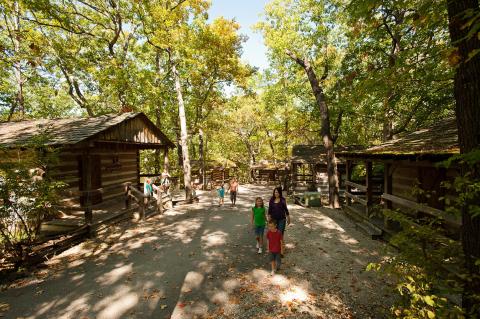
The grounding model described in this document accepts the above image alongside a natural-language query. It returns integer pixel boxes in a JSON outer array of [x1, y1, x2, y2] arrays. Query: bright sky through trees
[[208, 0, 270, 71]]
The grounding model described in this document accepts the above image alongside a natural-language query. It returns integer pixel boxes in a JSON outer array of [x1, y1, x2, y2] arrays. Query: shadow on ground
[[0, 185, 396, 319]]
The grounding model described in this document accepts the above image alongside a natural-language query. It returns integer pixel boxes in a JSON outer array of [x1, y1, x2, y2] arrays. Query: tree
[[343, 0, 454, 142], [257, 0, 345, 207], [446, 0, 480, 315]]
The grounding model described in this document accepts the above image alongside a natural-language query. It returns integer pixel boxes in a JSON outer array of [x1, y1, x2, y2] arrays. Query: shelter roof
[[0, 112, 175, 148], [291, 144, 364, 163], [337, 118, 458, 160]]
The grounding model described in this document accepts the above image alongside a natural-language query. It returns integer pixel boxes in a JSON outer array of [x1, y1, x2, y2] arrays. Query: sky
[[208, 0, 270, 71]]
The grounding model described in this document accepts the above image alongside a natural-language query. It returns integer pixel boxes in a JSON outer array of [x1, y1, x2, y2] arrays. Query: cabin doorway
[[78, 155, 103, 206]]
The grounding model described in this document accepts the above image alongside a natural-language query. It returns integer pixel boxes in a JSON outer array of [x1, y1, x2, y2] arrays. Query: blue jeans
[[275, 218, 286, 234], [269, 252, 281, 270], [254, 226, 265, 237]]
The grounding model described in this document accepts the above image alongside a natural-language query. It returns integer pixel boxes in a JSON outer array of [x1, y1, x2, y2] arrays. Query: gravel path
[[0, 185, 396, 319]]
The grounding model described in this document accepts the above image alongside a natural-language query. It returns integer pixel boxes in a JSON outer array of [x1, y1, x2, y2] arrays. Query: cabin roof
[[0, 112, 175, 148], [291, 144, 364, 163], [337, 118, 459, 160], [250, 160, 288, 170]]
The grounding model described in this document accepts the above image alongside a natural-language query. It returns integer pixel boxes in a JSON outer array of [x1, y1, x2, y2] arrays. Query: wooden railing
[[381, 193, 460, 228], [344, 181, 367, 192], [124, 182, 172, 220]]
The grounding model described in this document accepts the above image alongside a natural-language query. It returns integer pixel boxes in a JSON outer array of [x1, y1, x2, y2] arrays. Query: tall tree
[[257, 0, 344, 207], [446, 0, 480, 315], [343, 0, 454, 143]]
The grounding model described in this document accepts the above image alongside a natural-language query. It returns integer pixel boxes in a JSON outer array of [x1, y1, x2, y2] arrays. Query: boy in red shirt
[[266, 220, 284, 275]]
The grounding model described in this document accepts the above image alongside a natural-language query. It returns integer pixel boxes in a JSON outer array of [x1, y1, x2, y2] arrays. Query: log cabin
[[290, 144, 363, 196], [249, 160, 289, 185], [0, 112, 175, 230], [336, 117, 461, 238]]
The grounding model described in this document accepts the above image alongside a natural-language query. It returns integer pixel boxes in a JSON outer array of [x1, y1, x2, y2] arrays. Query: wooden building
[[290, 145, 362, 195], [250, 161, 289, 185], [0, 112, 175, 227], [337, 118, 461, 237], [190, 160, 237, 189]]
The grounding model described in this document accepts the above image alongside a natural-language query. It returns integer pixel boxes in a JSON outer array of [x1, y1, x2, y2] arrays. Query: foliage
[[367, 150, 480, 318], [0, 145, 65, 268]]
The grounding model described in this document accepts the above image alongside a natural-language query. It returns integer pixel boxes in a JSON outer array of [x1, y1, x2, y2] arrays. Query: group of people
[[217, 179, 290, 276], [143, 171, 171, 199], [167, 175, 289, 276], [216, 177, 239, 207], [251, 187, 290, 275]]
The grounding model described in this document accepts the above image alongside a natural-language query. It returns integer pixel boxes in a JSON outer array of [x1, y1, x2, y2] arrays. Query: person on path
[[229, 177, 239, 206], [144, 178, 153, 197], [266, 219, 283, 275], [159, 172, 171, 194], [251, 197, 267, 254], [216, 183, 225, 206], [268, 187, 290, 256]]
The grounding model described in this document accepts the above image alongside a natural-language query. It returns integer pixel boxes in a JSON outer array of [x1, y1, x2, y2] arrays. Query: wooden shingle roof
[[291, 144, 364, 163], [0, 112, 175, 148], [337, 118, 459, 160]]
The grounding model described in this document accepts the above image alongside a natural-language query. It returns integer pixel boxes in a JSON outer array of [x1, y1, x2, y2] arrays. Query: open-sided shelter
[[0, 112, 175, 227], [290, 144, 362, 195], [250, 160, 289, 185], [336, 118, 461, 237]]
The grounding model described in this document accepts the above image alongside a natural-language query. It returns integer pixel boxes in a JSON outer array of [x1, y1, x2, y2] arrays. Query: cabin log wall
[[50, 146, 139, 208]]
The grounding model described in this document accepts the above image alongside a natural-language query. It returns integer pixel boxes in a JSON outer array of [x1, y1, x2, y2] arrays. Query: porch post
[[383, 163, 393, 228], [346, 160, 352, 206], [365, 160, 373, 216], [163, 147, 169, 174], [82, 151, 93, 228]]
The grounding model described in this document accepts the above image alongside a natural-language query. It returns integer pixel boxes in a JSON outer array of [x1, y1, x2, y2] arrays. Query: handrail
[[345, 181, 367, 191], [344, 191, 368, 206], [381, 193, 460, 227]]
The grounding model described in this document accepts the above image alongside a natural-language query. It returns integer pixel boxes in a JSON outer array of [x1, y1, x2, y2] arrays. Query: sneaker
[[258, 248, 262, 254], [270, 270, 275, 276]]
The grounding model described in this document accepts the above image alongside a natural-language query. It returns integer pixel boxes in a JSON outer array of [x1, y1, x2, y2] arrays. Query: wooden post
[[139, 196, 146, 221], [383, 163, 393, 229], [82, 152, 93, 230], [157, 189, 164, 214], [365, 161, 373, 216], [136, 149, 141, 188], [125, 182, 131, 209], [346, 160, 352, 206], [163, 147, 169, 174]]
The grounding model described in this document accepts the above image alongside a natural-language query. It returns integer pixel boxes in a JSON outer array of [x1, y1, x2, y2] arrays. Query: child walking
[[266, 219, 284, 275], [251, 197, 267, 254], [217, 183, 225, 206]]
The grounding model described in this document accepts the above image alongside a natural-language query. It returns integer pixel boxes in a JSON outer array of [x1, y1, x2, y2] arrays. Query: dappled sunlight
[[222, 278, 241, 292], [201, 230, 228, 248], [96, 289, 138, 319], [96, 264, 132, 286], [338, 233, 360, 245], [163, 218, 202, 243], [181, 271, 204, 291], [280, 286, 309, 303]]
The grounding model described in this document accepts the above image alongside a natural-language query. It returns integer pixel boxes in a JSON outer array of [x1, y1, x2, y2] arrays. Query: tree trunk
[[172, 61, 192, 202], [7, 1, 24, 121], [446, 0, 480, 315], [286, 50, 340, 208], [199, 128, 206, 190], [154, 108, 162, 174]]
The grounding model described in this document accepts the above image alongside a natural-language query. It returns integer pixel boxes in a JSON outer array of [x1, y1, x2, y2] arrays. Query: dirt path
[[0, 185, 396, 319]]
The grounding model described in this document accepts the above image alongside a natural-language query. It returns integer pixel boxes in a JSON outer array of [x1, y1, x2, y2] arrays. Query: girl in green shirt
[[251, 197, 267, 254]]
